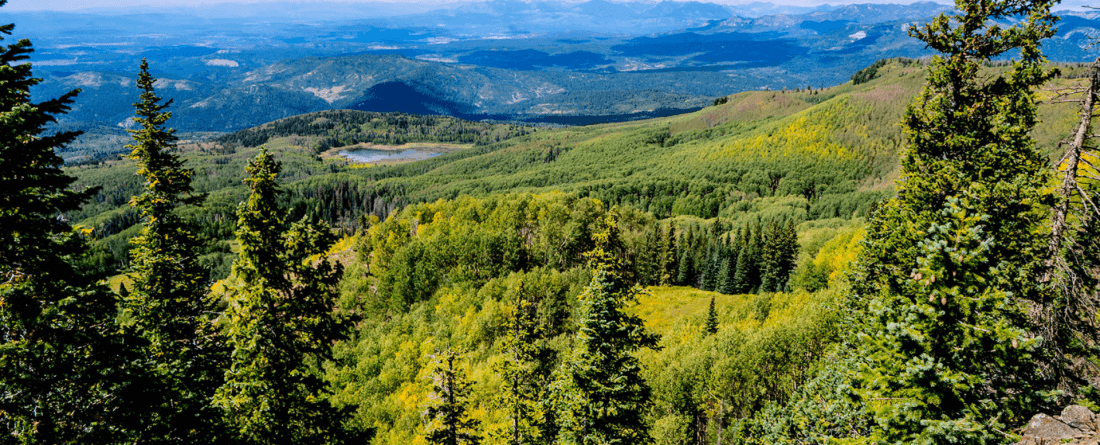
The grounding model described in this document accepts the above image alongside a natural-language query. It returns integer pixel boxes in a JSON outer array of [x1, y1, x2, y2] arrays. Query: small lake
[[338, 148, 442, 163]]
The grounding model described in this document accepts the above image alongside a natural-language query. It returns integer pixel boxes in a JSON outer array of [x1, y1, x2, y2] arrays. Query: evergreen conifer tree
[[426, 349, 483, 445], [551, 212, 661, 445], [494, 293, 544, 445], [760, 220, 798, 293], [732, 225, 760, 294], [675, 231, 695, 286], [638, 225, 661, 286], [122, 59, 228, 442], [717, 228, 742, 295], [0, 6, 137, 440], [699, 244, 720, 291], [215, 149, 352, 444], [703, 296, 719, 336], [851, 0, 1058, 441], [716, 255, 735, 295], [658, 224, 676, 286]]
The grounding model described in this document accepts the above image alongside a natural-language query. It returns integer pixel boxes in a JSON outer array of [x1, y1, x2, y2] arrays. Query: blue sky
[[5, 0, 957, 12], [9, 0, 1096, 15]]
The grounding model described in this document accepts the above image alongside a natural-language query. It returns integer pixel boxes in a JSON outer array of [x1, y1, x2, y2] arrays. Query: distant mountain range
[[21, 1, 1100, 132]]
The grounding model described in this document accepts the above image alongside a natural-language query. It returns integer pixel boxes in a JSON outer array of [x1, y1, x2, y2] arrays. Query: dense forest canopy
[[2, 0, 1099, 443]]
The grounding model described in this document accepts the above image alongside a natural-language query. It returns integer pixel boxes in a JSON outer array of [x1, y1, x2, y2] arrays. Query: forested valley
[[3, 0, 1100, 443]]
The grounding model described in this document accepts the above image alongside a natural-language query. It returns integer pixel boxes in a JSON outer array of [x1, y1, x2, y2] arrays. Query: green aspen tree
[[551, 212, 661, 445], [851, 0, 1058, 441], [426, 349, 483, 445], [122, 58, 228, 443], [214, 149, 352, 445], [0, 5, 136, 441]]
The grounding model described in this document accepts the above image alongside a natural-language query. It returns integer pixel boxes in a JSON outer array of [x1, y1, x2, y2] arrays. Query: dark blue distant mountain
[[799, 2, 951, 24], [141, 45, 220, 59], [642, 1, 734, 20], [459, 49, 612, 70], [347, 81, 473, 117], [24, 1, 1100, 132], [612, 32, 805, 67], [800, 20, 851, 33], [727, 2, 837, 18], [573, 0, 640, 19]]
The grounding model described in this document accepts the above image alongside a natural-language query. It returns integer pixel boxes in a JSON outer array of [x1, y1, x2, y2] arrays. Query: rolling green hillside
[[47, 53, 1098, 444], [66, 59, 1086, 279]]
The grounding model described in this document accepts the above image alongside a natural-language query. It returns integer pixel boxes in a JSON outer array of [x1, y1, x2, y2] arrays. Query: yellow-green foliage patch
[[709, 109, 857, 162], [633, 286, 752, 335], [106, 273, 134, 294]]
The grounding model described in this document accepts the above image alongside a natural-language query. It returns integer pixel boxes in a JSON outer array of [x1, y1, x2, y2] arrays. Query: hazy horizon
[[3, 0, 959, 13]]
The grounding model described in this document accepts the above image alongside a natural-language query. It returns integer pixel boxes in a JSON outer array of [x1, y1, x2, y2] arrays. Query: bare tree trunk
[[1044, 62, 1097, 282], [1037, 58, 1100, 393]]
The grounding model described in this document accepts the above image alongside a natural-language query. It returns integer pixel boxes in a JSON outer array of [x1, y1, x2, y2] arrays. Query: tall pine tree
[[426, 349, 483, 445], [851, 0, 1058, 441], [495, 290, 546, 445], [658, 224, 677, 286], [551, 212, 661, 445], [703, 296, 719, 336], [731, 225, 760, 294], [214, 148, 353, 444], [122, 59, 228, 443], [0, 5, 137, 441], [760, 220, 798, 293]]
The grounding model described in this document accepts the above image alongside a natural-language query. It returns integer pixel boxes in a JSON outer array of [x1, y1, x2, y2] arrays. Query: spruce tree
[[851, 0, 1058, 441], [699, 244, 720, 291], [779, 220, 798, 291], [426, 349, 483, 445], [717, 228, 743, 295], [703, 296, 719, 336], [214, 148, 352, 444], [658, 224, 676, 286], [551, 212, 661, 445], [732, 225, 760, 294], [675, 230, 696, 286], [760, 220, 798, 293], [637, 225, 661, 286], [495, 292, 546, 445], [716, 255, 734, 295], [122, 59, 227, 442], [0, 7, 135, 441]]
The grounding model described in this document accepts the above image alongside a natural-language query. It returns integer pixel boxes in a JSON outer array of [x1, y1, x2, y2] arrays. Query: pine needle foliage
[[703, 296, 719, 336], [215, 148, 352, 445], [851, 0, 1058, 442], [426, 349, 483, 445], [495, 292, 548, 445], [0, 4, 135, 441], [552, 212, 661, 445], [122, 59, 228, 443]]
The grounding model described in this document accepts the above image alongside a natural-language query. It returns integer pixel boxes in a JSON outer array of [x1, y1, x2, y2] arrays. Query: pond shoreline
[[320, 142, 470, 164]]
